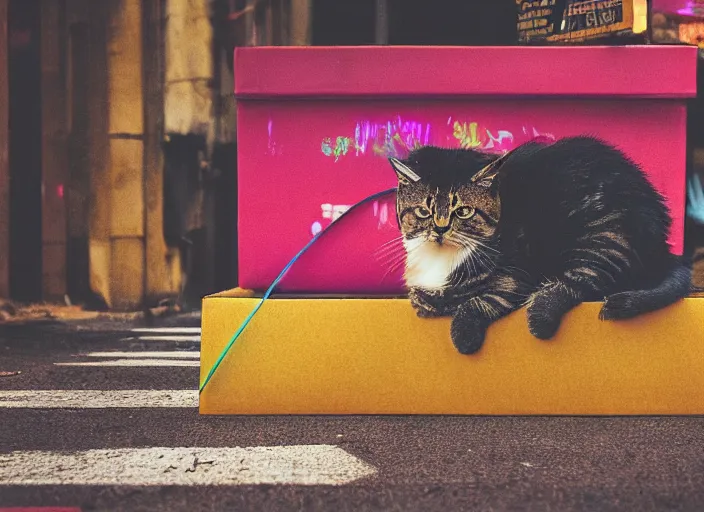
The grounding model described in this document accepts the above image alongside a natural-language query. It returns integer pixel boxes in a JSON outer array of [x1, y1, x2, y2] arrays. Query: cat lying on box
[[389, 136, 691, 354]]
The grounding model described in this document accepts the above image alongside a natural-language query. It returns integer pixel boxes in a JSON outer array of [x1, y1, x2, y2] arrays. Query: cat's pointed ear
[[471, 152, 511, 188], [471, 161, 501, 188], [389, 157, 421, 186]]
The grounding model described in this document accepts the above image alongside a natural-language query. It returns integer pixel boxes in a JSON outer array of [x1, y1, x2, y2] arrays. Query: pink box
[[235, 46, 697, 294]]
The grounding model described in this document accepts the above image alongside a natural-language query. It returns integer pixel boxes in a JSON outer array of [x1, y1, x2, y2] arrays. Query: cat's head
[[388, 146, 503, 289]]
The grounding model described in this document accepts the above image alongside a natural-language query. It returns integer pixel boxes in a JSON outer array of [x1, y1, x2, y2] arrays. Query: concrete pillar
[[164, 0, 214, 144], [91, 0, 146, 310], [0, 0, 8, 299], [144, 0, 181, 304], [40, 0, 69, 301], [290, 0, 311, 45], [164, 0, 215, 300]]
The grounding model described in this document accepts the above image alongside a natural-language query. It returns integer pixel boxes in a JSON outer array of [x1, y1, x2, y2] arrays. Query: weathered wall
[[40, 0, 69, 301], [164, 0, 214, 145], [0, 0, 9, 299], [88, 0, 145, 310], [290, 0, 311, 45], [144, 0, 182, 304]]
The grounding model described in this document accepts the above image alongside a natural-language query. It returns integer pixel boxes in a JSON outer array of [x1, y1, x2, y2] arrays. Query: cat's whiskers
[[453, 231, 498, 255], [380, 242, 422, 283], [374, 236, 404, 253], [471, 238, 499, 255], [473, 248, 497, 272], [463, 258, 477, 281], [451, 233, 497, 276], [374, 246, 407, 265], [448, 250, 468, 287], [380, 256, 408, 282], [373, 238, 405, 259], [382, 246, 413, 271], [465, 247, 480, 277], [447, 234, 479, 276]]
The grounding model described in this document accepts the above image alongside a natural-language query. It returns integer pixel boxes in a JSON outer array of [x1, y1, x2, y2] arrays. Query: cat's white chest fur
[[403, 238, 462, 291]]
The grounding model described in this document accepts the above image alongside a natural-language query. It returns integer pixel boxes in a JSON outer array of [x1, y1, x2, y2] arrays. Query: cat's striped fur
[[390, 136, 691, 354]]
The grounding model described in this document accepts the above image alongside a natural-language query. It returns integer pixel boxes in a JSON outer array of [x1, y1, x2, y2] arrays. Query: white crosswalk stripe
[[122, 326, 201, 343], [55, 359, 199, 367], [131, 327, 201, 334], [54, 326, 202, 368], [1, 321, 381, 490], [124, 335, 201, 342], [84, 351, 199, 359], [0, 390, 198, 408], [0, 445, 377, 486]]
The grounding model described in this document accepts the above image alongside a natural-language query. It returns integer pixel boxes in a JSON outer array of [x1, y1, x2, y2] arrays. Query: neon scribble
[[267, 119, 278, 155], [452, 121, 519, 152], [321, 116, 554, 161], [322, 116, 432, 161], [453, 121, 483, 149], [321, 137, 352, 162], [363, 117, 432, 158]]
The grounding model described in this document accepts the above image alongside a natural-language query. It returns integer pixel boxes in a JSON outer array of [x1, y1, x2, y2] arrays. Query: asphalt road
[[1, 320, 704, 511]]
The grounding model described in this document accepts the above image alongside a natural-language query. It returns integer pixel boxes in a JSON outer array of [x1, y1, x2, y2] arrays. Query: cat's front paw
[[526, 291, 562, 340], [599, 292, 639, 320], [450, 311, 487, 355]]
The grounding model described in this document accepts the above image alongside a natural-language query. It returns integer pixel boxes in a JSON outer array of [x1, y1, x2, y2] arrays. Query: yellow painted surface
[[200, 296, 704, 415]]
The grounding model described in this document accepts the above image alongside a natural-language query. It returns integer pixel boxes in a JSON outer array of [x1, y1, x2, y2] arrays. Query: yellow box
[[199, 291, 704, 415]]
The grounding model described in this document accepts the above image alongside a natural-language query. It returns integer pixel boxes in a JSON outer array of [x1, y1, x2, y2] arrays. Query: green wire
[[199, 187, 397, 394]]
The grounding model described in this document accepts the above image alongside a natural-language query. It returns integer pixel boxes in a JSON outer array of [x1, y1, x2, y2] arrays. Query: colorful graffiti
[[321, 137, 352, 162], [452, 120, 515, 151], [321, 116, 554, 161], [321, 116, 432, 161]]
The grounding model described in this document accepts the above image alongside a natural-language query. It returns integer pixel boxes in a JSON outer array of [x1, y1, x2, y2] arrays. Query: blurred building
[[0, 0, 306, 311], [0, 0, 519, 310]]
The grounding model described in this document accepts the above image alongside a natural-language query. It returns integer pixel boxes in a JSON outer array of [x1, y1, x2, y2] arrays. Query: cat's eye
[[414, 206, 431, 219], [455, 207, 475, 219]]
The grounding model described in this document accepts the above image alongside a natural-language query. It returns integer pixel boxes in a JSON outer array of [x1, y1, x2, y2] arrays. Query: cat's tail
[[599, 256, 692, 321]]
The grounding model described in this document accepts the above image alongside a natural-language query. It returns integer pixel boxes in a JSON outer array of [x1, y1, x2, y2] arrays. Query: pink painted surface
[[653, 0, 694, 14], [235, 46, 697, 99], [235, 47, 696, 294]]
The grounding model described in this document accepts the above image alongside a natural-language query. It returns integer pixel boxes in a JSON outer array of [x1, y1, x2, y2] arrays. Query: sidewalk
[[0, 299, 201, 335]]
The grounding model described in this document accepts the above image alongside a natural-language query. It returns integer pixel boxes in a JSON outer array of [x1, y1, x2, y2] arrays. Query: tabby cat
[[388, 136, 691, 354]]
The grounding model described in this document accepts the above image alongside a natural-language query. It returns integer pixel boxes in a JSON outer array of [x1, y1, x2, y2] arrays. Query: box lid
[[235, 45, 697, 99]]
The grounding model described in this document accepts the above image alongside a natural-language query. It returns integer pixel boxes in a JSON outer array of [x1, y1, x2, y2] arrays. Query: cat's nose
[[433, 224, 451, 235]]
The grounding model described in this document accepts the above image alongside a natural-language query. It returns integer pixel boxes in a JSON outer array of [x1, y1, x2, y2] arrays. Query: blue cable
[[199, 187, 397, 393]]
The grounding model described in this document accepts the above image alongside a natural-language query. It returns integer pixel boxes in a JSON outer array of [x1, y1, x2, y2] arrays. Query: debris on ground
[[145, 298, 182, 320], [0, 299, 143, 326]]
